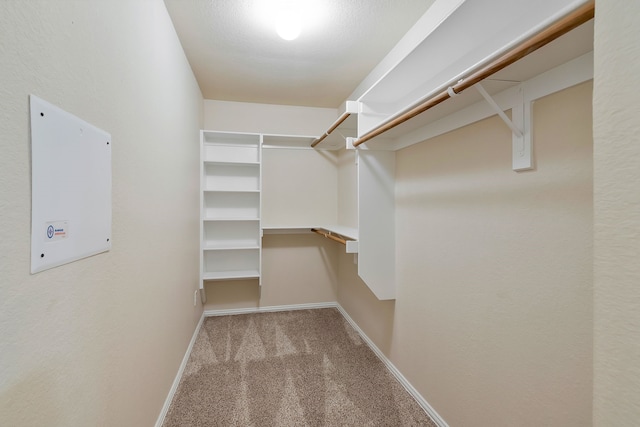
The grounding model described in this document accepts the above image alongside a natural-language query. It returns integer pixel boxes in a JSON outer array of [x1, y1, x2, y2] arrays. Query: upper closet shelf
[[263, 225, 358, 253], [262, 134, 315, 149], [355, 0, 593, 146], [262, 225, 357, 239]]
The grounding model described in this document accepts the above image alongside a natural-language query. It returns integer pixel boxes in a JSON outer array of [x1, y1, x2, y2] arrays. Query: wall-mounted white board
[[30, 95, 111, 273]]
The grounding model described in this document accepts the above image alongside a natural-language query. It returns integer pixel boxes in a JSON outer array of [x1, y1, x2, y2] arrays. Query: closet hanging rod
[[352, 0, 595, 147], [311, 111, 351, 148], [311, 228, 349, 245]]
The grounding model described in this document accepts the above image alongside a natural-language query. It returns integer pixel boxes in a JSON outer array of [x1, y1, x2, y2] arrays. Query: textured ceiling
[[164, 0, 434, 108]]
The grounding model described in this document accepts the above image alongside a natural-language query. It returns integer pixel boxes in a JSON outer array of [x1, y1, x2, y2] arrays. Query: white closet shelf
[[262, 134, 315, 149], [203, 244, 260, 250], [203, 142, 258, 147], [203, 270, 260, 281], [355, 0, 593, 147], [204, 160, 260, 165], [203, 189, 260, 193], [321, 225, 358, 240], [262, 225, 357, 240], [262, 225, 358, 254], [203, 217, 260, 222]]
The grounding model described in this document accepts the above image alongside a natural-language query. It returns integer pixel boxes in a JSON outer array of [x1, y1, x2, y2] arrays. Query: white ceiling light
[[252, 0, 324, 41], [275, 8, 301, 40]]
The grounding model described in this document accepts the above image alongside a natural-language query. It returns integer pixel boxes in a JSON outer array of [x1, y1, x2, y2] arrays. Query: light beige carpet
[[163, 308, 437, 426]]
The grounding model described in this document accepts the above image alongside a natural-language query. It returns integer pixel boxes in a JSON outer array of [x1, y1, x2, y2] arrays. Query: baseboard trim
[[154, 312, 205, 427], [203, 301, 338, 317], [335, 305, 449, 427]]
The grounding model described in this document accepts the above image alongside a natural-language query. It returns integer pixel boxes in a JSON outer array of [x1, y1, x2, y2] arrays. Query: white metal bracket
[[475, 83, 533, 171], [511, 87, 533, 171]]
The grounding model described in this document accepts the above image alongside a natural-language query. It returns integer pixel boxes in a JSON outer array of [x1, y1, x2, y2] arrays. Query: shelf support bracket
[[475, 83, 533, 171]]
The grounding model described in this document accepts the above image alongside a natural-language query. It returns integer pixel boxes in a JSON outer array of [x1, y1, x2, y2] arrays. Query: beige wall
[[262, 148, 338, 227], [340, 82, 594, 426], [204, 99, 337, 135], [338, 251, 396, 355], [0, 2, 203, 426], [593, 0, 640, 424]]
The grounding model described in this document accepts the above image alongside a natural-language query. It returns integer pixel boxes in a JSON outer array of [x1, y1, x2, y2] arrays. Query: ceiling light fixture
[[252, 0, 324, 41], [275, 9, 301, 40]]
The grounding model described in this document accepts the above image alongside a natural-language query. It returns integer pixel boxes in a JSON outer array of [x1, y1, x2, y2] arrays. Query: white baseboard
[[203, 301, 338, 317], [154, 312, 205, 427], [335, 305, 449, 427]]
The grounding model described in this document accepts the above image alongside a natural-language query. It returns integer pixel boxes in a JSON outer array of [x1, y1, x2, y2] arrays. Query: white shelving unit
[[200, 131, 262, 289], [199, 130, 394, 302]]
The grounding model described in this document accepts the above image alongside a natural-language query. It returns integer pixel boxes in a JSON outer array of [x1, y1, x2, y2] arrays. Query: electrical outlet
[[193, 290, 198, 306]]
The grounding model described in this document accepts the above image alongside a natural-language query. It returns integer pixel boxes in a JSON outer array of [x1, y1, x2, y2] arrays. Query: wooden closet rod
[[311, 228, 349, 245], [352, 1, 595, 147], [311, 111, 351, 148]]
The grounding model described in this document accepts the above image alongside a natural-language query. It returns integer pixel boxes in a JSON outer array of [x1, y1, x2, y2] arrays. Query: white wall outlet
[[193, 290, 198, 306]]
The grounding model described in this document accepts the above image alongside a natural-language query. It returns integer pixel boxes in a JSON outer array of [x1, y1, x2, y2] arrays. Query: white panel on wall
[[358, 151, 396, 300], [30, 95, 112, 273]]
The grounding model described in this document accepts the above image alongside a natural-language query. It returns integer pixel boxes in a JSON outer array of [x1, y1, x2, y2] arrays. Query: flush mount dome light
[[252, 0, 324, 41], [276, 9, 301, 40]]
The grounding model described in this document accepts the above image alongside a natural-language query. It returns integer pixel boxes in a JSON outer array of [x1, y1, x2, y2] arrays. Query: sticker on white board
[[45, 221, 69, 242], [30, 95, 111, 274]]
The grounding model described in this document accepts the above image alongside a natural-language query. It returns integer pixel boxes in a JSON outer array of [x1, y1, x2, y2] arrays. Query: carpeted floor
[[163, 308, 437, 426]]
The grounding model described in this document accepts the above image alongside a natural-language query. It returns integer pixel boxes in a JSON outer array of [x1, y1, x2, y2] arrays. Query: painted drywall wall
[[593, 0, 640, 424], [338, 251, 396, 355], [0, 2, 203, 426], [262, 148, 338, 227], [339, 82, 593, 426], [202, 101, 342, 311], [204, 99, 337, 136]]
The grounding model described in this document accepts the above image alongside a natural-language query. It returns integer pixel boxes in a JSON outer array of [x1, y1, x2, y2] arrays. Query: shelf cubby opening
[[203, 248, 260, 279], [203, 220, 260, 249], [203, 192, 260, 220], [203, 163, 260, 192]]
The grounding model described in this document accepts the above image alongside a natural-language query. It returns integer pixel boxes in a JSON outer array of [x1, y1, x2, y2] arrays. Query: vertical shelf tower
[[200, 131, 262, 294]]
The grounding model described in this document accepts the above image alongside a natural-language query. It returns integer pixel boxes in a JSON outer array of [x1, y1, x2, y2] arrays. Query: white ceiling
[[164, 0, 434, 108]]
